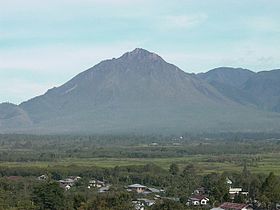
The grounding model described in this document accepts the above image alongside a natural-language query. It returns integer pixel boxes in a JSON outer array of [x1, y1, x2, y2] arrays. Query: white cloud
[[161, 14, 208, 30], [0, 0, 148, 11], [161, 40, 280, 73], [245, 17, 280, 32]]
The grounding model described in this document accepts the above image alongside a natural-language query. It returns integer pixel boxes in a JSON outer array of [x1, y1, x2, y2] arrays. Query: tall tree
[[169, 163, 179, 176], [261, 172, 280, 209], [33, 181, 65, 210]]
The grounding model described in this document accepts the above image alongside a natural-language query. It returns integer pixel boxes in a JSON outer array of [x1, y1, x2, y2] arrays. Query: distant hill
[[198, 67, 255, 88], [0, 103, 32, 130], [199, 67, 280, 112], [243, 69, 280, 112], [1, 48, 280, 134]]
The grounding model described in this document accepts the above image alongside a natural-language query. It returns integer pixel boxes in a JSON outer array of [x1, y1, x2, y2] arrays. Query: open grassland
[[1, 153, 280, 175], [1, 134, 280, 175]]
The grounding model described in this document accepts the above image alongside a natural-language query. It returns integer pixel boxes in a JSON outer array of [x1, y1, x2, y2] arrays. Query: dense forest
[[0, 134, 280, 161]]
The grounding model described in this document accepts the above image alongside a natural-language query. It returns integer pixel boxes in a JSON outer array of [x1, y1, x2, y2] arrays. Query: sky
[[0, 0, 280, 104]]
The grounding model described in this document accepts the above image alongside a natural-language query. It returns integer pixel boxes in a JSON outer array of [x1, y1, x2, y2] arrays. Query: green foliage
[[88, 192, 133, 210], [32, 181, 65, 210], [260, 172, 280, 209], [0, 134, 279, 209], [169, 163, 179, 175]]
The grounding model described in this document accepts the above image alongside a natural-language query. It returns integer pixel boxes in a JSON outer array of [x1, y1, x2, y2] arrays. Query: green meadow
[[1, 153, 280, 175]]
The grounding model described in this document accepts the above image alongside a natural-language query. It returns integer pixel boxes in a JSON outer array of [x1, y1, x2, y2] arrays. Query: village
[[32, 174, 272, 210]]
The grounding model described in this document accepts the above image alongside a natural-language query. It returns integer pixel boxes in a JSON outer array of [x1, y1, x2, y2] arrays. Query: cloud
[[161, 14, 208, 30], [246, 17, 280, 32], [1, 0, 148, 11], [161, 40, 280, 73]]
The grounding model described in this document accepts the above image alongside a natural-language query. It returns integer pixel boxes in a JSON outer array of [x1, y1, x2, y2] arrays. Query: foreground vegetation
[[0, 134, 279, 209]]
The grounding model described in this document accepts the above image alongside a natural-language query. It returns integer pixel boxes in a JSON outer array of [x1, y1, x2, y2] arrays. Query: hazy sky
[[1, 0, 280, 104]]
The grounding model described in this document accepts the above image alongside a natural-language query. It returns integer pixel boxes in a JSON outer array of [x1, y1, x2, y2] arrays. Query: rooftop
[[219, 202, 249, 210], [128, 184, 147, 188]]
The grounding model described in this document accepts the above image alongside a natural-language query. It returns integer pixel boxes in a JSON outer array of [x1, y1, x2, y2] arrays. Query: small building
[[127, 184, 162, 194], [37, 174, 48, 181], [68, 176, 81, 181], [58, 176, 81, 190], [88, 179, 106, 188], [137, 199, 155, 207], [229, 187, 249, 199], [146, 187, 162, 194], [98, 186, 110, 193], [128, 184, 148, 193], [59, 178, 75, 186], [187, 195, 209, 206], [211, 202, 253, 210], [226, 178, 233, 186], [65, 185, 71, 191], [132, 200, 145, 210], [229, 187, 242, 195]]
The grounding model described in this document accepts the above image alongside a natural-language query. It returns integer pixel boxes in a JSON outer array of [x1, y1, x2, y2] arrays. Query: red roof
[[189, 194, 209, 201], [219, 202, 248, 210], [6, 176, 22, 181]]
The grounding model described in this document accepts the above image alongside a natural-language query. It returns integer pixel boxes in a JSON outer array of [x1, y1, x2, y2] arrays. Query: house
[[229, 187, 249, 199], [226, 178, 249, 199], [59, 178, 76, 186], [145, 187, 163, 194], [127, 184, 162, 194], [37, 174, 48, 181], [187, 195, 210, 206], [58, 176, 81, 190], [137, 199, 155, 207], [211, 202, 253, 210], [226, 178, 233, 186], [88, 179, 106, 188], [98, 186, 110, 193], [127, 184, 148, 193], [59, 180, 74, 190], [132, 200, 145, 210], [65, 185, 71, 190], [133, 199, 156, 210], [68, 176, 81, 181], [229, 187, 242, 196]]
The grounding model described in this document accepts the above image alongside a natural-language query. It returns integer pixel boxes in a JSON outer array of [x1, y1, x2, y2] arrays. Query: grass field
[[1, 153, 280, 175]]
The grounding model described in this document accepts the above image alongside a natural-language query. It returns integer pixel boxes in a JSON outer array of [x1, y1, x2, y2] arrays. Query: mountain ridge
[[1, 48, 280, 134]]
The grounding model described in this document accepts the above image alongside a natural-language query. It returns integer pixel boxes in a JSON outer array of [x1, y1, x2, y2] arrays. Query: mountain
[[197, 67, 257, 106], [198, 67, 255, 88], [242, 69, 280, 112], [0, 103, 32, 130], [199, 67, 280, 112], [21, 48, 229, 122], [1, 48, 280, 134]]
